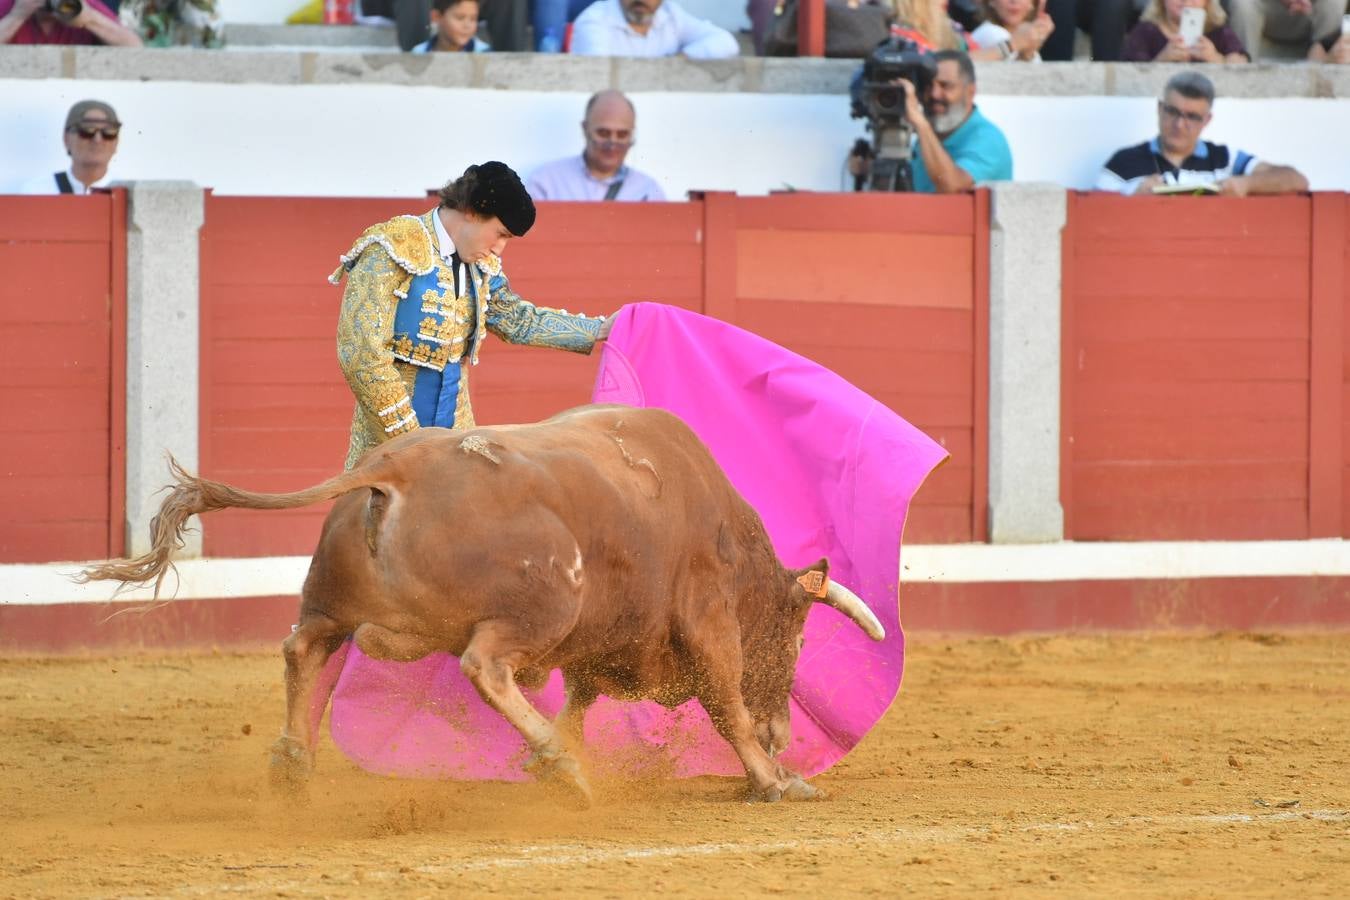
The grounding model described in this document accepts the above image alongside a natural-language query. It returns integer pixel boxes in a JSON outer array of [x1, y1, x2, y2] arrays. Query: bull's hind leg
[[460, 621, 593, 809], [271, 615, 345, 795]]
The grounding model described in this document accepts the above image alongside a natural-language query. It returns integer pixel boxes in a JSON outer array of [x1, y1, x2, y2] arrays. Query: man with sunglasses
[[15, 100, 124, 195], [525, 90, 666, 202], [0, 0, 142, 45], [1095, 71, 1308, 196]]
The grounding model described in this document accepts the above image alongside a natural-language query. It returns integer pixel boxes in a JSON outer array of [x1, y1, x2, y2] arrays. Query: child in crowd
[[1122, 0, 1248, 63], [412, 0, 489, 53], [968, 0, 1055, 60]]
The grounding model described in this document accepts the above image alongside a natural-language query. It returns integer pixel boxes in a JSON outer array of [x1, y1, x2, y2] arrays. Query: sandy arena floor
[[2, 631, 1348, 898]]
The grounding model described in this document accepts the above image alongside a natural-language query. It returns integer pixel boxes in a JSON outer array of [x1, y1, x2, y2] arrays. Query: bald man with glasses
[[1095, 71, 1308, 196], [525, 90, 666, 202]]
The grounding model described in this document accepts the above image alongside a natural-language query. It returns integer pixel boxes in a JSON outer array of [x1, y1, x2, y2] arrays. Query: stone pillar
[[987, 182, 1066, 543], [120, 181, 205, 558]]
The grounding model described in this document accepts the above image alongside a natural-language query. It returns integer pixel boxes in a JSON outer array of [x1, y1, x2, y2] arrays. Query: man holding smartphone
[[1227, 0, 1347, 60], [1095, 71, 1309, 197]]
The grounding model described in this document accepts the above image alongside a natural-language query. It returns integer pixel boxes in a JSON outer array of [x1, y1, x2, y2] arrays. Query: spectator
[[526, 90, 666, 201], [118, 0, 221, 46], [1309, 20, 1349, 60], [850, 49, 1012, 192], [968, 0, 1055, 58], [1039, 0, 1136, 60], [569, 0, 740, 58], [1228, 0, 1344, 60], [15, 100, 123, 195], [1096, 71, 1309, 196], [889, 0, 977, 50], [1122, 0, 1249, 62], [412, 0, 490, 50], [0, 0, 143, 45]]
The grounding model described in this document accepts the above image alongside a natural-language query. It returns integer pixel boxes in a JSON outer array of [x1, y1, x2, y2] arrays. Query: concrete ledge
[[224, 23, 399, 49], [2, 45, 1346, 97]]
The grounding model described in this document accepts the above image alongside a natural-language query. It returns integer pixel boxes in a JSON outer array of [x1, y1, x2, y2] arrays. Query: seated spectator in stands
[[412, 0, 490, 50], [526, 90, 666, 201], [532, 0, 590, 50], [0, 0, 143, 44], [1309, 21, 1349, 61], [889, 0, 977, 50], [15, 100, 123, 195], [848, 50, 1012, 193], [118, 0, 220, 46], [1122, 0, 1249, 62], [968, 0, 1055, 59], [1096, 72, 1308, 196], [1228, 0, 1343, 61], [1039, 0, 1135, 60], [569, 0, 740, 58]]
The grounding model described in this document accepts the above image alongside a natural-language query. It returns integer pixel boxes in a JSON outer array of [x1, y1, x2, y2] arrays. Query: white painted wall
[[3, 78, 1347, 197]]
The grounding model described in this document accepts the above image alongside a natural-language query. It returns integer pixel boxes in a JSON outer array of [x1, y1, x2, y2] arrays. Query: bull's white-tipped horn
[[820, 581, 886, 642]]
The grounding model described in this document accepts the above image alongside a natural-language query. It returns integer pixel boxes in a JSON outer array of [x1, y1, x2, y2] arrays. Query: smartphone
[[1179, 7, 1205, 47]]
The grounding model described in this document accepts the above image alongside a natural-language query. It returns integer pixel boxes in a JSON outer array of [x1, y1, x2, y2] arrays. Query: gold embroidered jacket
[[331, 210, 604, 469]]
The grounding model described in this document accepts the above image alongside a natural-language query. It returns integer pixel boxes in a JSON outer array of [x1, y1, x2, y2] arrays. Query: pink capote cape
[[314, 303, 948, 781]]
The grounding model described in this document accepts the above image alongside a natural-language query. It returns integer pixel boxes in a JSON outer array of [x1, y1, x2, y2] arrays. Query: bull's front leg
[[692, 644, 821, 803], [271, 616, 345, 796], [461, 621, 593, 809]]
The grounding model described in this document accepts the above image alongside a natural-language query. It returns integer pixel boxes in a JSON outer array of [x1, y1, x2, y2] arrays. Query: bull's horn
[[820, 581, 886, 642]]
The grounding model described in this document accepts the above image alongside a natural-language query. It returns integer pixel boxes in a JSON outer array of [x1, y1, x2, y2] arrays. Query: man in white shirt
[[569, 0, 739, 58], [526, 91, 667, 202], [15, 99, 121, 195]]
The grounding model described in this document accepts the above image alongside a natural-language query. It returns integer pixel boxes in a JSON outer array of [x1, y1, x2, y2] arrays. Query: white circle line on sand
[[152, 808, 1348, 897]]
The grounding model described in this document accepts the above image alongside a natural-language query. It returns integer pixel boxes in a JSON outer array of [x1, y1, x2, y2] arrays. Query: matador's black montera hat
[[466, 160, 536, 237]]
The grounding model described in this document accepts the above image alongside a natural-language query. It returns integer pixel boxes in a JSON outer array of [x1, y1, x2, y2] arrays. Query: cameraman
[[1, 0, 143, 45], [852, 50, 1012, 193]]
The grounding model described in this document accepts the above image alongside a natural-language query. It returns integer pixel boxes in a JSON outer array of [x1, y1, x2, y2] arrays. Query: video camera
[[849, 37, 937, 193]]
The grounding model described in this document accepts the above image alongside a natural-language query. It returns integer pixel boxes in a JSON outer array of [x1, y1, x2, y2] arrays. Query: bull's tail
[[78, 454, 394, 598]]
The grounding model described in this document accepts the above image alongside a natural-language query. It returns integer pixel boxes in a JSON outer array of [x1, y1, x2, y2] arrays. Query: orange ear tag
[[796, 570, 827, 598]]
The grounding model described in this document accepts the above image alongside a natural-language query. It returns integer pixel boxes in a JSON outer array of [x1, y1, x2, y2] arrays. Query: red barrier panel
[[1063, 193, 1349, 541], [198, 193, 985, 556], [0, 192, 126, 563]]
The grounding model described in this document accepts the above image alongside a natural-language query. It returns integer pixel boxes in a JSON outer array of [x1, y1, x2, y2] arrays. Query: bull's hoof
[[748, 776, 825, 803], [525, 750, 593, 810], [269, 735, 312, 798]]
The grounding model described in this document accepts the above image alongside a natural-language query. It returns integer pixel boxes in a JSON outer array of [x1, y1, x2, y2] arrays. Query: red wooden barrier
[[197, 192, 984, 556], [0, 191, 126, 563], [1063, 193, 1349, 541]]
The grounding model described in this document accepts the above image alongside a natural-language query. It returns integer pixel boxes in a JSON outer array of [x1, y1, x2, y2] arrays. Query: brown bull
[[83, 404, 884, 805]]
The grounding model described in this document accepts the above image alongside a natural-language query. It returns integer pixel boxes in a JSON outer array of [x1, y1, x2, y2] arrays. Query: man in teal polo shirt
[[899, 50, 1013, 194]]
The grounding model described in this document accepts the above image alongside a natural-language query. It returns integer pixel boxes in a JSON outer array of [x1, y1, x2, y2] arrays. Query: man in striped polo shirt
[[1095, 71, 1308, 197]]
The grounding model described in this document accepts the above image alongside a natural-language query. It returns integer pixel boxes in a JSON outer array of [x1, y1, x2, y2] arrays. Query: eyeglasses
[[1158, 102, 1207, 126], [72, 124, 121, 140], [586, 128, 633, 146]]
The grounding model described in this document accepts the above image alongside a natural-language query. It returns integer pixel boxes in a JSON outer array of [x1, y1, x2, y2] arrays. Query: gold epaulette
[[327, 212, 438, 285]]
